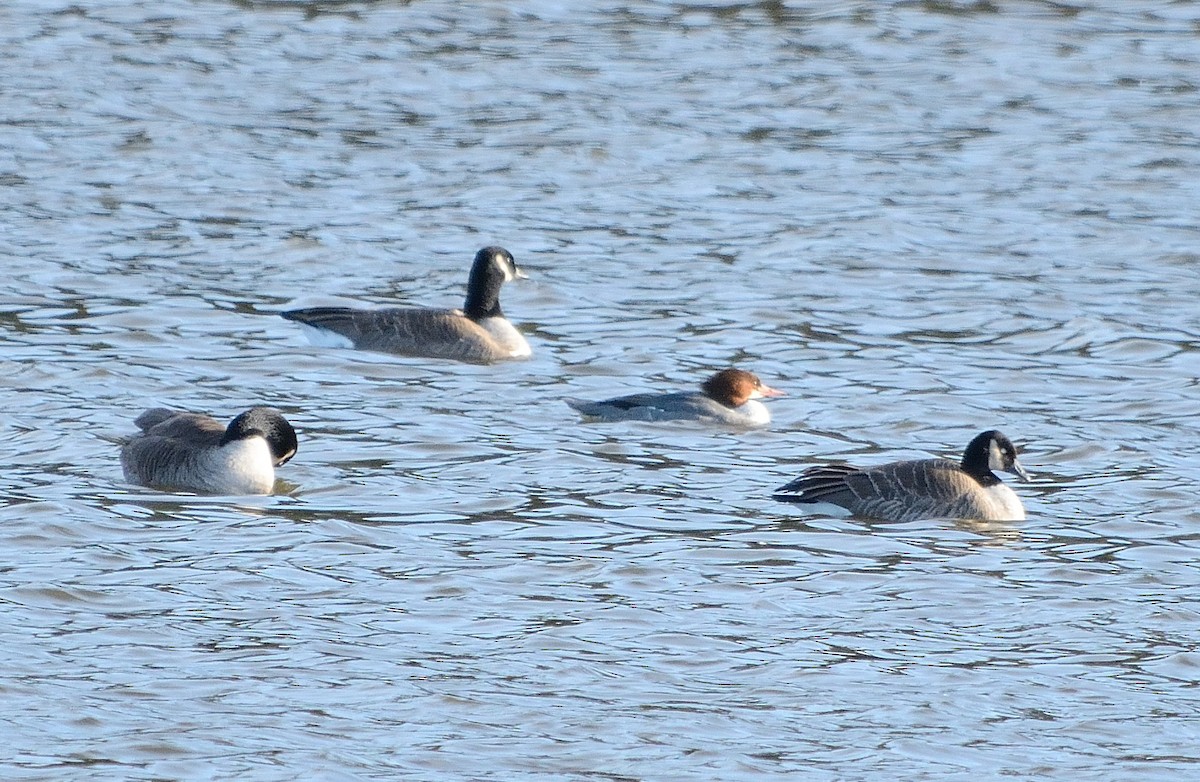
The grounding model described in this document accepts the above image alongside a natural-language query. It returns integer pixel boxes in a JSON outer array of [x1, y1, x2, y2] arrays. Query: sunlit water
[[2, 1, 1199, 779]]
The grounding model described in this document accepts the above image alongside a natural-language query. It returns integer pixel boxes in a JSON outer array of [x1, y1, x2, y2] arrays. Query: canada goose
[[566, 368, 785, 427], [121, 407, 298, 495], [773, 430, 1030, 521], [280, 246, 530, 364]]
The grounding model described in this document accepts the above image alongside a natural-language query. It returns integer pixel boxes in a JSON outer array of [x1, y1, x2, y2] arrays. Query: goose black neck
[[463, 254, 504, 320], [961, 430, 1001, 486]]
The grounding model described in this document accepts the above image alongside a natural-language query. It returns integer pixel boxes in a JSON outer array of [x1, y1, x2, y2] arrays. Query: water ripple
[[3, 1, 1200, 780]]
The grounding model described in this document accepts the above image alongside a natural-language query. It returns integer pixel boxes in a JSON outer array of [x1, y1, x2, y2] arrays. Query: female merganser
[[774, 430, 1030, 521], [566, 368, 785, 427], [281, 246, 530, 364], [121, 407, 298, 495]]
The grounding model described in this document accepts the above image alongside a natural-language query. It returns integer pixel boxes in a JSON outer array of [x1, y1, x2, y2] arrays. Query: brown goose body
[[281, 246, 529, 365], [121, 407, 298, 495], [774, 430, 1030, 522]]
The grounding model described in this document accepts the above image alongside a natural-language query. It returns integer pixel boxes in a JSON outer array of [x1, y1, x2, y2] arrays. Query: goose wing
[[776, 458, 982, 521], [774, 464, 861, 505], [133, 409, 225, 444], [841, 459, 981, 521], [282, 306, 504, 363]]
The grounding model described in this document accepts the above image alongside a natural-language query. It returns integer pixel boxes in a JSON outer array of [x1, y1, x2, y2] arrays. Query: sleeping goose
[[773, 430, 1030, 521], [566, 368, 785, 427], [121, 407, 298, 495], [280, 246, 530, 364]]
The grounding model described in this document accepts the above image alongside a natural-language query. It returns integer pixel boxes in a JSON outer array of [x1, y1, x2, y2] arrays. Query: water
[[3, 1, 1200, 779]]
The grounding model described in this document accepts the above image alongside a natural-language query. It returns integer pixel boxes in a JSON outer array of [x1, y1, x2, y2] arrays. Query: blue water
[[2, 1, 1199, 779]]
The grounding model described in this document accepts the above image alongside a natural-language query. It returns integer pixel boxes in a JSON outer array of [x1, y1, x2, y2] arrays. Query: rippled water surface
[[3, 1, 1200, 779]]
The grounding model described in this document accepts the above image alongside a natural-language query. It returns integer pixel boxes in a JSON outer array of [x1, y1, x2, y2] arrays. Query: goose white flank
[[281, 246, 530, 364], [121, 407, 298, 495]]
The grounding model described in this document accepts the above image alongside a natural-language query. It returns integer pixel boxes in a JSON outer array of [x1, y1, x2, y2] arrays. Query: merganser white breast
[[774, 430, 1031, 521], [120, 407, 298, 495], [280, 246, 530, 364], [566, 368, 785, 427]]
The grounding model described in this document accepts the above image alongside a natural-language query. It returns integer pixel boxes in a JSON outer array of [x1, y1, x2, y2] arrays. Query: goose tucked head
[[700, 369, 785, 409], [222, 407, 298, 466], [963, 430, 1030, 482], [464, 246, 523, 319]]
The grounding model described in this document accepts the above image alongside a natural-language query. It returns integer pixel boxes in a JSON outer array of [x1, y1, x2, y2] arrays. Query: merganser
[[566, 368, 784, 427]]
